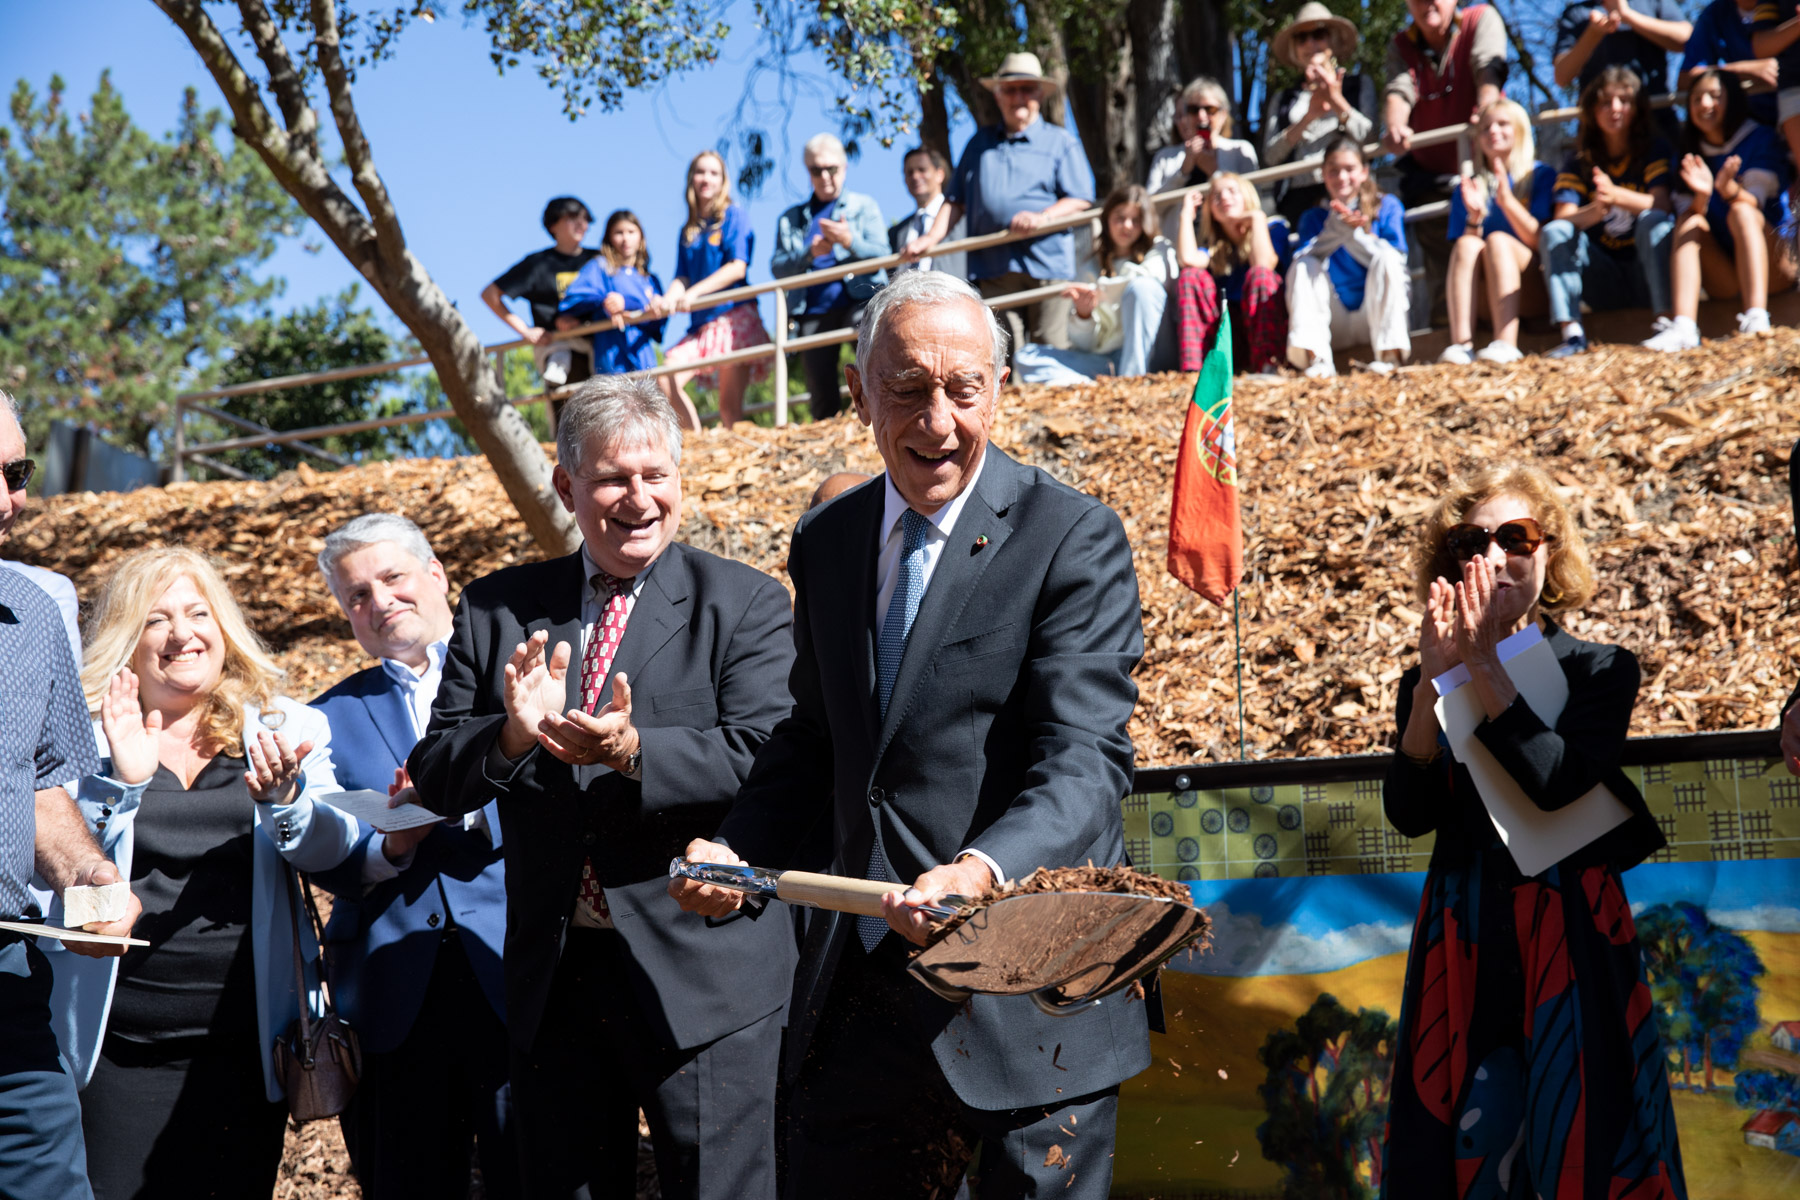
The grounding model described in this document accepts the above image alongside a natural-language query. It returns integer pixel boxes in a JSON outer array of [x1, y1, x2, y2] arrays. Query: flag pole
[[1232, 588, 1246, 761]]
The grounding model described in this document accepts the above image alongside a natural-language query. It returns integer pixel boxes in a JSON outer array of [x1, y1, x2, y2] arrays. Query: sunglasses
[[2, 458, 34, 493], [1184, 103, 1224, 117], [1295, 28, 1331, 43], [806, 163, 844, 177], [1443, 518, 1552, 562]]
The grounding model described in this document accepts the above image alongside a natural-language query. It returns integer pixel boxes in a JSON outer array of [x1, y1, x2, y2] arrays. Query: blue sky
[[1, 1, 985, 344]]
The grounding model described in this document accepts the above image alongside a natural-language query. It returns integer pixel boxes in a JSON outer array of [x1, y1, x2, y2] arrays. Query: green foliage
[[1256, 992, 1396, 1200], [406, 346, 552, 457], [0, 73, 298, 453], [206, 287, 402, 479]]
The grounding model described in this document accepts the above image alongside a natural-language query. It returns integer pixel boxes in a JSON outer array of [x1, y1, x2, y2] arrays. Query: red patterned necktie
[[575, 571, 630, 928]]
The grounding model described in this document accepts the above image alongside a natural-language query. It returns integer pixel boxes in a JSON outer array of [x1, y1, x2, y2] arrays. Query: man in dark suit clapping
[[672, 270, 1149, 1199], [409, 377, 798, 1199]]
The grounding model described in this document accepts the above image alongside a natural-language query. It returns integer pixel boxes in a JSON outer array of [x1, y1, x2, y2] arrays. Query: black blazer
[[1384, 620, 1665, 874], [408, 542, 799, 1054], [716, 445, 1151, 1111]]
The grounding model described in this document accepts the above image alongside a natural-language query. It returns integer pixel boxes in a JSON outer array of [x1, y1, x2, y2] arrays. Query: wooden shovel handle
[[774, 871, 903, 917]]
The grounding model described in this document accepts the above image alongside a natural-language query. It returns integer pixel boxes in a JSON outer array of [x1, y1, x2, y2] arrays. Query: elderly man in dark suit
[[672, 269, 1149, 1199], [409, 377, 798, 1200]]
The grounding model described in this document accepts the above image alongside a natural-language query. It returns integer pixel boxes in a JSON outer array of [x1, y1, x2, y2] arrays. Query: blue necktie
[[860, 508, 931, 951]]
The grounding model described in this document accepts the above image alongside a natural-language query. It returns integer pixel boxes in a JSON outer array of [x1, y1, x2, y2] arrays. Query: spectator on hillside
[[1262, 4, 1379, 224], [1682, 0, 1781, 126], [481, 197, 601, 389], [1540, 67, 1675, 357], [902, 52, 1096, 370], [1173, 172, 1292, 374], [1014, 184, 1179, 385], [1382, 0, 1508, 326], [558, 210, 667, 376], [1644, 67, 1795, 349], [1440, 100, 1558, 365], [1148, 76, 1263, 239], [771, 134, 889, 420], [1751, 0, 1800, 189], [1285, 134, 1411, 377], [888, 145, 966, 279], [645, 150, 772, 430], [1556, 0, 1693, 105]]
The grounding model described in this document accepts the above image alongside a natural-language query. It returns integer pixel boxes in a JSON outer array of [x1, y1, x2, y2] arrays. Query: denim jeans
[[1540, 211, 1673, 326], [1014, 277, 1173, 385]]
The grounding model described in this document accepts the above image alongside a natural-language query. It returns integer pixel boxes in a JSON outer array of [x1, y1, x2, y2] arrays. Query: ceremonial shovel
[[669, 860, 1208, 1016]]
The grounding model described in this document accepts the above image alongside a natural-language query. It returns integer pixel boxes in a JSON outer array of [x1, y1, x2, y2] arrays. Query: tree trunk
[[916, 65, 952, 159], [1061, 21, 1136, 197], [1703, 1035, 1714, 1092]]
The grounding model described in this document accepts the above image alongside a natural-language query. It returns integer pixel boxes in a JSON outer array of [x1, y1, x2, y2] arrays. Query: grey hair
[[803, 132, 846, 162], [318, 512, 437, 592], [855, 271, 1009, 383], [556, 374, 684, 470]]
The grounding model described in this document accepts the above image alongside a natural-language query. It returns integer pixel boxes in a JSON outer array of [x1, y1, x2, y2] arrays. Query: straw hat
[[1271, 3, 1359, 70], [980, 51, 1061, 99]]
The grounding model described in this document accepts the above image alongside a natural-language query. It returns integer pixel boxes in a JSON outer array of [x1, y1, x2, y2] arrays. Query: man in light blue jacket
[[771, 133, 888, 419]]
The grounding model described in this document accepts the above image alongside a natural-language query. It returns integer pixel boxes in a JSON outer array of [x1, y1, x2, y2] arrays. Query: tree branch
[[310, 0, 406, 265], [235, 0, 318, 155]]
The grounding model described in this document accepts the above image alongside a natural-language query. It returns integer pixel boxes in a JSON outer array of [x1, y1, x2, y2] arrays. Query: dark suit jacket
[[408, 542, 799, 1054], [309, 666, 509, 1055], [715, 445, 1151, 1111], [888, 209, 966, 280]]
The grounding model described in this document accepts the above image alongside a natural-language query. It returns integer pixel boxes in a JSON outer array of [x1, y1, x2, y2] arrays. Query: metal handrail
[[168, 90, 1671, 477]]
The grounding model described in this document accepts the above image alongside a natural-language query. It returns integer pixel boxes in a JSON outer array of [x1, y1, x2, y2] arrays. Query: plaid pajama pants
[[1175, 264, 1287, 374]]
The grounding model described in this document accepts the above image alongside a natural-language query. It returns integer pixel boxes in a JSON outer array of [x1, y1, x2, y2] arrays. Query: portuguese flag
[[1167, 307, 1242, 605]]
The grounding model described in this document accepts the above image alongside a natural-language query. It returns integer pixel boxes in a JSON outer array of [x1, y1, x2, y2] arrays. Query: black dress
[[1379, 622, 1687, 1200], [79, 754, 289, 1200]]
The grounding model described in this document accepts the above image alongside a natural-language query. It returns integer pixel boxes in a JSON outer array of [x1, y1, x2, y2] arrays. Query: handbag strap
[[282, 862, 315, 1055], [294, 871, 342, 1016]]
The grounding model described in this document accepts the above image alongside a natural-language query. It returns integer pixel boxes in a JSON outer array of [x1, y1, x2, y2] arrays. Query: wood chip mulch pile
[[14, 331, 1799, 770]]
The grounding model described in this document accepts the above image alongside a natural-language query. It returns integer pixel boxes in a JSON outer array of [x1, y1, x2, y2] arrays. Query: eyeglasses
[[1295, 28, 1331, 43], [807, 163, 844, 177], [2, 458, 34, 493], [1443, 518, 1552, 561], [1184, 103, 1224, 117]]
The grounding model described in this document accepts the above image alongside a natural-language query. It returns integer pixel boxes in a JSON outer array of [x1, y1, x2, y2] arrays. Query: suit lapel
[[608, 544, 689, 699], [363, 677, 416, 768], [837, 484, 884, 752], [874, 446, 1019, 761]]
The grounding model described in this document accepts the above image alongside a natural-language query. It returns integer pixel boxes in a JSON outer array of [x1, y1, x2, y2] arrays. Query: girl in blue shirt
[[558, 210, 668, 376], [645, 150, 771, 429], [1442, 100, 1558, 366], [1286, 134, 1411, 378], [1644, 68, 1796, 351]]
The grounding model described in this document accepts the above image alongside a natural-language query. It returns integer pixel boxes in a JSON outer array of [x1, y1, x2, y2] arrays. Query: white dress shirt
[[874, 456, 1006, 887], [897, 193, 948, 273], [360, 637, 456, 885]]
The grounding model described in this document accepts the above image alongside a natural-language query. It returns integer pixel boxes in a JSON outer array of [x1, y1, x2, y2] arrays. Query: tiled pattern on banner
[[1124, 758, 1800, 880]]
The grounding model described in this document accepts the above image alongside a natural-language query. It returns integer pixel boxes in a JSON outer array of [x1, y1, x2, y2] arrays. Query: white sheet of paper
[[1431, 626, 1632, 877], [0, 919, 148, 947], [322, 789, 447, 832]]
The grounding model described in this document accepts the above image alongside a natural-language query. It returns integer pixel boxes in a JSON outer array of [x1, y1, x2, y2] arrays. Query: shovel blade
[[907, 891, 1207, 1008]]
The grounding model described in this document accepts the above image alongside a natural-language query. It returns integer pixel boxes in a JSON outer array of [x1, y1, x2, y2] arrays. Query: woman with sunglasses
[[1262, 3, 1378, 223], [1382, 462, 1685, 1199], [1147, 77, 1262, 239]]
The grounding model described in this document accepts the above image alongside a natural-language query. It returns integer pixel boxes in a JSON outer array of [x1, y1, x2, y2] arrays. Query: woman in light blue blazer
[[48, 547, 358, 1200], [770, 132, 889, 419]]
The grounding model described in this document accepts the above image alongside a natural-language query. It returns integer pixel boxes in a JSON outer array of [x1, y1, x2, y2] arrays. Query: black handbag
[[271, 865, 362, 1122]]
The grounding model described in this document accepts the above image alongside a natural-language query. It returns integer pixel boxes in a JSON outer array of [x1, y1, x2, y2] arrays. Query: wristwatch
[[624, 747, 643, 779]]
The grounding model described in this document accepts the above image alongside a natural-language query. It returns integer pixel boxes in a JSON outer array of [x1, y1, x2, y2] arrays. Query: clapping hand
[[1417, 578, 1463, 682], [1183, 133, 1218, 178], [1716, 155, 1742, 198], [1678, 153, 1715, 199], [1452, 555, 1534, 669], [1459, 175, 1488, 227], [499, 630, 573, 759], [1329, 199, 1370, 230], [245, 730, 314, 804], [537, 673, 641, 772], [1590, 168, 1619, 209], [100, 669, 162, 786]]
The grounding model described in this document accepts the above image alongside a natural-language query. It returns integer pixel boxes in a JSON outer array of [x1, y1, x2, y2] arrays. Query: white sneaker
[[1647, 315, 1675, 336], [1363, 359, 1397, 376], [1304, 356, 1338, 379], [1738, 307, 1771, 335], [1642, 317, 1699, 353], [1437, 342, 1474, 365], [1476, 341, 1524, 364], [541, 348, 571, 386]]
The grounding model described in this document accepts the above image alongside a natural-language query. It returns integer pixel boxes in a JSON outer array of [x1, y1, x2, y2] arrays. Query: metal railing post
[[171, 399, 187, 483], [772, 289, 789, 427]]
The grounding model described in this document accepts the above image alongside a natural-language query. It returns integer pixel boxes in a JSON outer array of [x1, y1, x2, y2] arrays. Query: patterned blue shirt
[[947, 117, 1096, 281], [0, 567, 98, 915]]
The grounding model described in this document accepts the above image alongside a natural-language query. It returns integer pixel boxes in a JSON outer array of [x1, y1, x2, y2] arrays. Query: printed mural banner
[[1112, 731, 1800, 1199]]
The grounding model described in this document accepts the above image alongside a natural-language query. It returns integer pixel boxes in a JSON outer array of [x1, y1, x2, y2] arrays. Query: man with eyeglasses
[[0, 391, 141, 1199], [772, 133, 890, 420], [1382, 0, 1509, 325], [902, 51, 1096, 373]]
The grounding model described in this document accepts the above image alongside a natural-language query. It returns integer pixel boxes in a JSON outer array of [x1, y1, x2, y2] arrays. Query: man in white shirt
[[888, 145, 966, 279], [308, 513, 517, 1200]]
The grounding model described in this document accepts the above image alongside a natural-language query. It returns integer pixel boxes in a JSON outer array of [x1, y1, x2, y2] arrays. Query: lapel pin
[[974, 535, 988, 549]]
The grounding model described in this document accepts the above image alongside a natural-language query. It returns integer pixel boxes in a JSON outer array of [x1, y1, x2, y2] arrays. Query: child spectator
[[1644, 67, 1795, 349], [1682, 0, 1781, 127], [1285, 134, 1412, 378], [1752, 0, 1800, 189], [481, 196, 600, 387], [1148, 77, 1262, 238], [1441, 100, 1558, 365], [557, 210, 667, 375], [1540, 67, 1675, 357], [645, 150, 772, 429], [1013, 185, 1179, 385], [1173, 173, 1292, 374]]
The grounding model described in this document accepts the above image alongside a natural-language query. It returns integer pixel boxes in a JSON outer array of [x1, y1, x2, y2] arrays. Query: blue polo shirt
[[1683, 0, 1779, 124], [673, 204, 756, 334], [947, 117, 1096, 281]]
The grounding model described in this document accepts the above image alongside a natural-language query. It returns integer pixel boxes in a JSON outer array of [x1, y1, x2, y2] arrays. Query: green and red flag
[[1167, 307, 1242, 605]]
